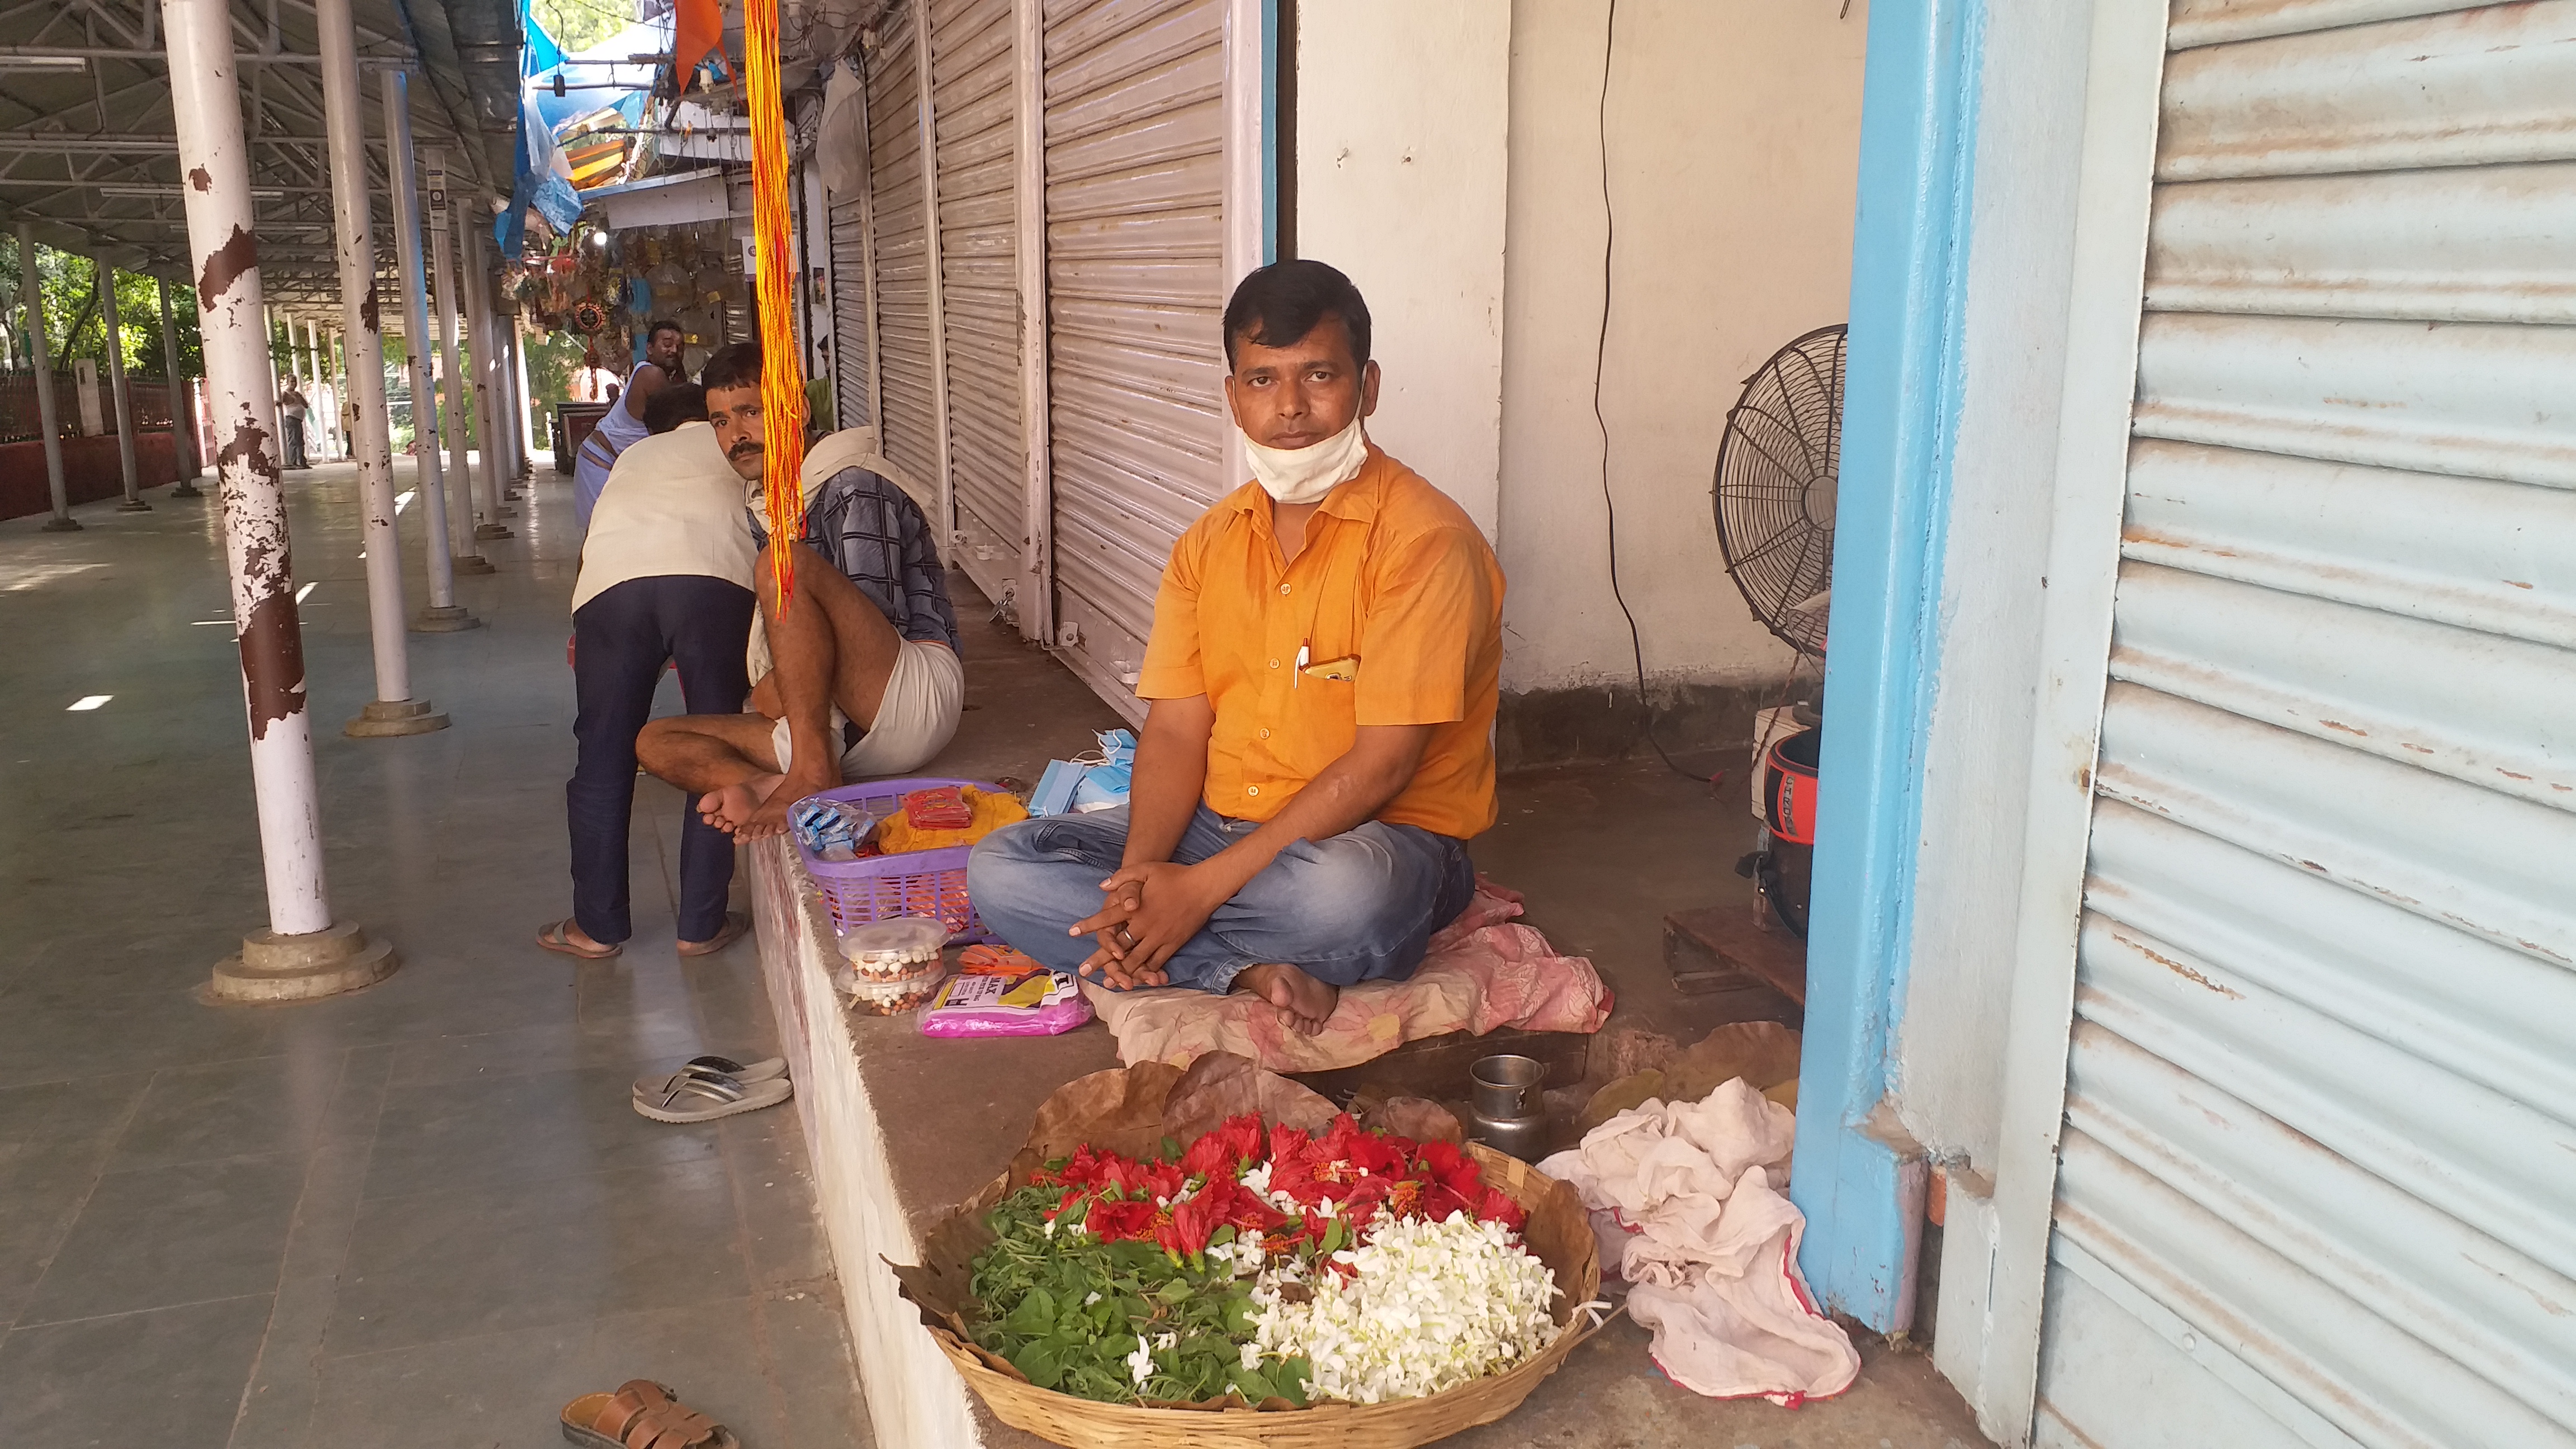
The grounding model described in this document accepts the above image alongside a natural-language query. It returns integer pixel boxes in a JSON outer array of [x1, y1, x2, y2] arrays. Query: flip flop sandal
[[632, 1067, 793, 1124], [629, 1054, 785, 1101], [561, 1379, 739, 1449], [675, 911, 752, 957], [537, 920, 622, 960]]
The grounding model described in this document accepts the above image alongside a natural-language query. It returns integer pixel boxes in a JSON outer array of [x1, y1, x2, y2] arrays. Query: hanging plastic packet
[[918, 944, 1094, 1039]]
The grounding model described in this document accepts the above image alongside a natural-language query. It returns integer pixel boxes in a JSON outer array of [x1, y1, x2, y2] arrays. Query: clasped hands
[[1069, 859, 1224, 989]]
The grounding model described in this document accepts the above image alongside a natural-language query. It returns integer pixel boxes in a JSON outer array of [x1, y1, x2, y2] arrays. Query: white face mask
[[1242, 414, 1368, 505]]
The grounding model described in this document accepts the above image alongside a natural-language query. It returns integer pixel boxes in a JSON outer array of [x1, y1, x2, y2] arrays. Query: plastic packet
[[900, 785, 974, 832], [792, 797, 878, 861], [918, 944, 1094, 1039]]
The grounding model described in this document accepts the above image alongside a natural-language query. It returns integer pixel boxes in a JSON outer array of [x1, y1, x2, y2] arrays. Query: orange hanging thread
[[744, 0, 805, 612]]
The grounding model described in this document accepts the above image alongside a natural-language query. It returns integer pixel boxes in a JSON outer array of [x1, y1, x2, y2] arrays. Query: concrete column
[[98, 257, 149, 512], [320, 0, 445, 738], [425, 149, 491, 574], [302, 320, 324, 458], [512, 311, 536, 468], [461, 219, 510, 540], [163, 0, 398, 1000], [384, 73, 473, 626], [158, 277, 203, 495], [21, 227, 77, 532]]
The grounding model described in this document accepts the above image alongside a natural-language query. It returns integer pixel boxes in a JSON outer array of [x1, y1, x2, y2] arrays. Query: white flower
[[1249, 1215, 1562, 1404], [1126, 1338, 1155, 1388], [1084, 1291, 1102, 1307], [1239, 1341, 1263, 1372]]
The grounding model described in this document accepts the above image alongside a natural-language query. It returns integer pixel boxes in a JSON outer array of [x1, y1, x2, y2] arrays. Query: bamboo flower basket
[[893, 1142, 1607, 1449]]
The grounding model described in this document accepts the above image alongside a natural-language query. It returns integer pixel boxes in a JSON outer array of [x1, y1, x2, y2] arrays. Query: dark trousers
[[281, 415, 306, 468], [570, 575, 755, 944]]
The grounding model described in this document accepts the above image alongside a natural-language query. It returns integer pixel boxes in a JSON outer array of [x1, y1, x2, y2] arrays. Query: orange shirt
[[1136, 446, 1505, 839]]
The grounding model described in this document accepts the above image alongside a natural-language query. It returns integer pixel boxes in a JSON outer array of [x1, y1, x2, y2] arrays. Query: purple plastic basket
[[792, 776, 1004, 941]]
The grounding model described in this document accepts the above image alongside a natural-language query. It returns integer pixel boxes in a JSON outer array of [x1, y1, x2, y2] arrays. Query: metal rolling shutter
[[931, 0, 1027, 614], [1040, 0, 1227, 719], [828, 194, 872, 428], [869, 6, 941, 499], [2034, 6, 2576, 1447]]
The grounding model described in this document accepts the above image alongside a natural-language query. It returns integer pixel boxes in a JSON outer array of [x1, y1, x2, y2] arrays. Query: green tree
[[532, 0, 630, 56]]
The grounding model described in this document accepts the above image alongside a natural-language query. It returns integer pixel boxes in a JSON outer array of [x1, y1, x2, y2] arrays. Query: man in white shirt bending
[[538, 381, 759, 961]]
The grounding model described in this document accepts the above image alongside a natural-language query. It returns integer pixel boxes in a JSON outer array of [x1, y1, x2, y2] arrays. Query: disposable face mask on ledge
[[1243, 414, 1367, 505], [1029, 730, 1139, 817]]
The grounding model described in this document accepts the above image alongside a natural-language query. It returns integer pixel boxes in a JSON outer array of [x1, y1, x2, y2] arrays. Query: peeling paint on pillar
[[198, 225, 259, 311], [359, 284, 379, 334], [215, 415, 306, 738]]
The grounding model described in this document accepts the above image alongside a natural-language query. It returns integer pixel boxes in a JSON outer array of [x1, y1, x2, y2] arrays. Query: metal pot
[[1466, 1055, 1549, 1161]]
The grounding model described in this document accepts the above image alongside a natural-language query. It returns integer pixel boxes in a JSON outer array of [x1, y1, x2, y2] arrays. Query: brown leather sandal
[[560, 1379, 740, 1449]]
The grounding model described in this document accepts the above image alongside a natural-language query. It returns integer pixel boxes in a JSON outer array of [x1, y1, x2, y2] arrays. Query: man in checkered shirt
[[640, 341, 964, 840]]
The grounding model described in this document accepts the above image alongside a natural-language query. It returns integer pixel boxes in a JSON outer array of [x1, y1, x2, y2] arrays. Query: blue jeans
[[966, 805, 1478, 995]]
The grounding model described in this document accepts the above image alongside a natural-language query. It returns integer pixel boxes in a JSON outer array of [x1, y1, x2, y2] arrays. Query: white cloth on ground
[[1539, 1078, 1859, 1404], [569, 422, 754, 613]]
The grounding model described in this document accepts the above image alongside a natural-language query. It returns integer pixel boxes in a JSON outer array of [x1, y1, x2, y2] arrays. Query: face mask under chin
[[1243, 414, 1368, 505]]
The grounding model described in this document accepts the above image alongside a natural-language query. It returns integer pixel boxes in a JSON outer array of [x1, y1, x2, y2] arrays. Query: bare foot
[[737, 769, 833, 840], [698, 775, 785, 835], [1236, 963, 1340, 1035]]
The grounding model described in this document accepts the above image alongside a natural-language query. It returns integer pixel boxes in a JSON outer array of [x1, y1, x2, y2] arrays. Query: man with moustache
[[966, 260, 1505, 1036], [637, 342, 964, 841], [573, 319, 690, 531]]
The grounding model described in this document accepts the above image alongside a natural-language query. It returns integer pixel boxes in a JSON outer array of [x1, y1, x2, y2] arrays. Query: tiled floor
[[0, 458, 869, 1447]]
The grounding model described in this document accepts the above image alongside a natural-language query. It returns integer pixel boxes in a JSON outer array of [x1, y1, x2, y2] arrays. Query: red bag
[[901, 786, 973, 832]]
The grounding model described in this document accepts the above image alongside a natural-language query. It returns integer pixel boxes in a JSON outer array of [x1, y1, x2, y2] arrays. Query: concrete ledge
[[749, 839, 998, 1449], [1497, 678, 1786, 773], [452, 554, 498, 575]]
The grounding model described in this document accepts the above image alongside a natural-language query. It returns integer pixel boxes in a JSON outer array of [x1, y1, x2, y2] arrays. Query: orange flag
[[670, 0, 722, 91]]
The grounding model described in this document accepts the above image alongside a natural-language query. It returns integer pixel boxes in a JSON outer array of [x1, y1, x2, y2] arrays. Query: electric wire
[[1591, 0, 1710, 785]]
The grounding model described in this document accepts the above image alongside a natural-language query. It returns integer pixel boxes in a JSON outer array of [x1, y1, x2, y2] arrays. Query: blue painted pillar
[[1788, 0, 1983, 1331]]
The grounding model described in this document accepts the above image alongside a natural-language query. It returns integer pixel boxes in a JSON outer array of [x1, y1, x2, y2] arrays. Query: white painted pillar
[[425, 151, 490, 571], [21, 227, 77, 532], [302, 319, 323, 458], [158, 277, 203, 495], [99, 257, 149, 512], [461, 219, 510, 539], [164, 0, 326, 935], [383, 73, 472, 622], [512, 311, 536, 465], [320, 0, 446, 736]]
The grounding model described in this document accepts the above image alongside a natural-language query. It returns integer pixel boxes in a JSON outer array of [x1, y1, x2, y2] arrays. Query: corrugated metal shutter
[[2033, 7, 2576, 1447], [828, 195, 872, 428], [931, 0, 1026, 614], [1040, 0, 1228, 717], [869, 4, 941, 498]]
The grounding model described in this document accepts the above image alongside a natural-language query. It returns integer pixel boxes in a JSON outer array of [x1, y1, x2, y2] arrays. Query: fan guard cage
[[1713, 324, 1845, 660]]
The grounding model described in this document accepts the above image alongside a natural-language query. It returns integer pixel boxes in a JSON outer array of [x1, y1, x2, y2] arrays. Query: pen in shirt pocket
[[1294, 641, 1308, 688]]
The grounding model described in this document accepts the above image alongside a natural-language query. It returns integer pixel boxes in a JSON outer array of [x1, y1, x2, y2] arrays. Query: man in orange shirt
[[968, 261, 1504, 1033]]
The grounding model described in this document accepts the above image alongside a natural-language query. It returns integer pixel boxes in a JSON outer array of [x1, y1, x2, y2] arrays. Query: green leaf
[[1154, 1279, 1195, 1306], [1004, 1286, 1058, 1338], [1229, 1367, 1277, 1404], [1276, 1357, 1312, 1407], [1161, 1135, 1183, 1161], [1207, 1224, 1236, 1248], [1320, 1219, 1347, 1254], [1010, 1339, 1064, 1390]]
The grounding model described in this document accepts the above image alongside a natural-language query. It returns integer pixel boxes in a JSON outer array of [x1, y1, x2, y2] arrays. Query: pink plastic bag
[[918, 946, 1095, 1039]]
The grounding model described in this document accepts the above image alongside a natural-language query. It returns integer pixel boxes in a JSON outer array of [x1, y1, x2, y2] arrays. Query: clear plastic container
[[832, 916, 950, 1015]]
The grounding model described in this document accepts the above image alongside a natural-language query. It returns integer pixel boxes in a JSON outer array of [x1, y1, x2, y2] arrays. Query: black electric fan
[[1712, 323, 1844, 938]]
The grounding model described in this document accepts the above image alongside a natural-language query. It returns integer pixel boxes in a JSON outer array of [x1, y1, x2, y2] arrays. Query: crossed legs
[[637, 541, 906, 839]]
